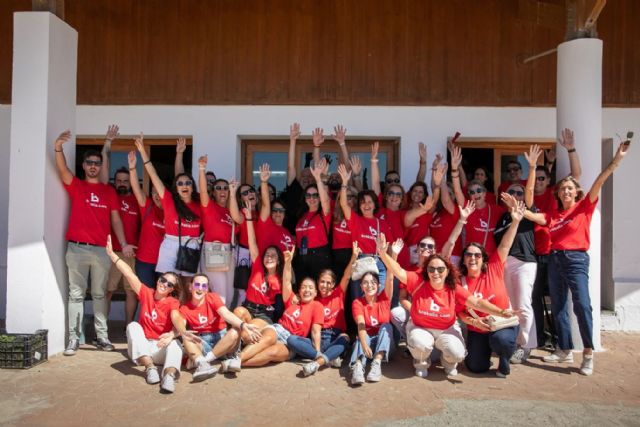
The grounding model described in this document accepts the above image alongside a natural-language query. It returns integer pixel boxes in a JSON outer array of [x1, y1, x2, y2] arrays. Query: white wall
[[0, 105, 10, 320]]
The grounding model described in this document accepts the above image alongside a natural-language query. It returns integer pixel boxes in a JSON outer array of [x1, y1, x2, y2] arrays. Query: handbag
[[203, 222, 234, 272], [233, 244, 251, 290], [175, 214, 202, 274], [350, 218, 380, 281]]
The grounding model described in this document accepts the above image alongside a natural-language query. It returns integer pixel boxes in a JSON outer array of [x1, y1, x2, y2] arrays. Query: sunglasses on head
[[418, 242, 436, 250], [508, 189, 524, 196], [176, 180, 193, 187], [158, 276, 176, 288], [240, 188, 256, 197], [305, 192, 320, 199], [427, 266, 447, 274], [386, 191, 402, 197], [192, 281, 208, 290], [468, 188, 485, 195], [214, 185, 229, 191], [271, 207, 286, 213], [84, 159, 102, 167], [386, 178, 400, 184], [536, 176, 547, 182], [464, 252, 483, 259]]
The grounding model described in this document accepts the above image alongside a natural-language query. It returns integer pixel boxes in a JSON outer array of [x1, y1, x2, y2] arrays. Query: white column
[[6, 12, 77, 355], [556, 38, 602, 351]]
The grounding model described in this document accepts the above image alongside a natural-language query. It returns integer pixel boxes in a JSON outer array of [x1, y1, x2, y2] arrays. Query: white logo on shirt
[[122, 200, 130, 211], [479, 218, 488, 230], [91, 193, 100, 203], [430, 300, 440, 312], [260, 282, 268, 295], [143, 308, 158, 322], [198, 313, 208, 325], [292, 308, 301, 318], [370, 315, 379, 327], [474, 291, 483, 299], [303, 220, 309, 227], [368, 226, 378, 237], [281, 235, 293, 247], [340, 220, 347, 229], [324, 307, 331, 317]]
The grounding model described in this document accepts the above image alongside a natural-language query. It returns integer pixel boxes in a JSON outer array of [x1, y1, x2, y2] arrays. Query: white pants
[[126, 322, 183, 378], [504, 255, 538, 349], [406, 320, 466, 368], [391, 306, 408, 340], [200, 251, 236, 305]]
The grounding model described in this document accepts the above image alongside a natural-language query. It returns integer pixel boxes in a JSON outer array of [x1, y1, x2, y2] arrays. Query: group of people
[[53, 122, 631, 393]]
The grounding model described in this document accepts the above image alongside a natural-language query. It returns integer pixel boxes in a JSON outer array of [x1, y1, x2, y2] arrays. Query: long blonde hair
[[554, 175, 584, 210]]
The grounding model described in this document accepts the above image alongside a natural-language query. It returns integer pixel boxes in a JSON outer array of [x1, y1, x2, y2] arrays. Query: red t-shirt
[[245, 262, 282, 306], [111, 193, 140, 251], [238, 209, 259, 248], [497, 179, 527, 199], [347, 214, 392, 255], [404, 212, 432, 246], [161, 191, 201, 237], [464, 204, 505, 255], [278, 296, 324, 337], [378, 208, 410, 267], [136, 199, 165, 264], [463, 185, 497, 205], [545, 197, 598, 251], [257, 216, 295, 253], [429, 207, 462, 256], [64, 177, 119, 246], [201, 202, 233, 243], [404, 271, 470, 330], [296, 210, 331, 249], [179, 292, 226, 334], [316, 286, 346, 331], [533, 186, 556, 255], [352, 292, 391, 336], [332, 218, 353, 250], [462, 253, 510, 333], [137, 285, 179, 340]]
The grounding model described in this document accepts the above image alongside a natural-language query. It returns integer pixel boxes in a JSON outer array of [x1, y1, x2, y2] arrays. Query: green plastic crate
[[0, 329, 48, 369]]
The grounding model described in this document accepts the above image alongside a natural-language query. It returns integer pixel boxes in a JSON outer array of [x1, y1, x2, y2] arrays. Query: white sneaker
[[221, 356, 242, 373], [302, 361, 319, 377], [351, 361, 365, 386], [441, 359, 458, 377], [192, 361, 217, 382], [496, 370, 507, 379], [580, 354, 594, 376], [366, 360, 382, 382], [160, 373, 176, 393], [145, 367, 160, 384], [543, 349, 574, 363], [330, 357, 343, 368], [415, 366, 429, 378], [510, 347, 531, 364]]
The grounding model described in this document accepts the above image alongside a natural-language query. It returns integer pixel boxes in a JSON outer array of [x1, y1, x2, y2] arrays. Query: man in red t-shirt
[[54, 129, 136, 357]]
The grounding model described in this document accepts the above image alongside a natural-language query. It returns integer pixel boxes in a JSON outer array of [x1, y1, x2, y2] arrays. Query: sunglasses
[[468, 188, 485, 195], [386, 191, 403, 197], [214, 185, 229, 191], [158, 276, 176, 288], [176, 180, 193, 187], [427, 266, 447, 274], [536, 176, 547, 182], [192, 282, 208, 290], [464, 252, 483, 259], [418, 242, 436, 250], [84, 159, 102, 167], [385, 178, 400, 184], [240, 188, 256, 197], [305, 193, 320, 199], [507, 167, 521, 173], [271, 208, 286, 213], [508, 189, 524, 196]]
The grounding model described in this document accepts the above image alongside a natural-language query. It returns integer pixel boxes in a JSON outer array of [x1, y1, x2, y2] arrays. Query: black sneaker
[[96, 337, 115, 351]]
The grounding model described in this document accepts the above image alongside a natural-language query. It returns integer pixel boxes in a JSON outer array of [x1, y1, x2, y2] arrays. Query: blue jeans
[[321, 328, 349, 362], [548, 250, 593, 350], [286, 335, 321, 360], [349, 256, 387, 300], [465, 326, 518, 375], [201, 329, 227, 354], [349, 323, 393, 367]]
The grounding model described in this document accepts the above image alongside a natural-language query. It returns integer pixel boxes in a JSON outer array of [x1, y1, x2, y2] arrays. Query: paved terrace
[[0, 331, 639, 426]]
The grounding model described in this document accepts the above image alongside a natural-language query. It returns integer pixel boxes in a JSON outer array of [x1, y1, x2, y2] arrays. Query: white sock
[[204, 351, 217, 363]]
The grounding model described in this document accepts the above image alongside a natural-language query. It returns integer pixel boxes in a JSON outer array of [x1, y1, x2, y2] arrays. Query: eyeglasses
[[464, 252, 483, 259], [240, 188, 256, 197], [305, 193, 320, 199], [176, 180, 193, 187], [214, 185, 229, 191], [158, 276, 176, 288], [536, 176, 547, 182], [386, 191, 403, 197], [271, 208, 286, 213], [84, 159, 102, 167], [192, 282, 208, 290], [385, 178, 400, 184], [508, 189, 524, 196], [427, 266, 447, 274], [507, 167, 521, 173], [468, 188, 485, 195], [418, 242, 436, 251]]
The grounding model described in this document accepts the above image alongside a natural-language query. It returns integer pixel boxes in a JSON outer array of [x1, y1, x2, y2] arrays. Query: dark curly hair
[[458, 243, 489, 276], [422, 254, 460, 290], [357, 189, 380, 216], [408, 181, 429, 204]]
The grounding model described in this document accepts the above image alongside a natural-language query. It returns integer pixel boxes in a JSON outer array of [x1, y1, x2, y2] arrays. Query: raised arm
[[349, 155, 363, 191], [441, 201, 475, 259], [378, 233, 395, 300], [403, 195, 434, 228], [127, 151, 146, 207], [337, 164, 353, 220], [450, 145, 466, 207], [287, 123, 300, 185], [429, 162, 445, 213], [332, 125, 350, 169], [559, 128, 582, 181], [524, 144, 542, 208], [588, 140, 631, 203], [377, 238, 408, 285], [416, 142, 427, 183], [310, 157, 331, 216], [311, 127, 324, 169], [227, 180, 245, 224], [281, 246, 295, 303], [54, 130, 74, 185], [370, 142, 381, 196], [338, 241, 361, 293], [198, 155, 210, 207], [243, 207, 259, 263], [495, 197, 525, 263], [437, 160, 456, 214], [99, 124, 119, 184], [106, 235, 142, 294], [259, 163, 272, 221], [135, 133, 166, 198], [174, 137, 186, 176]]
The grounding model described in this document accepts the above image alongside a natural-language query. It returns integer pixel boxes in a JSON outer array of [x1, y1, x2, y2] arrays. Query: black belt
[[244, 301, 274, 311], [68, 240, 100, 247]]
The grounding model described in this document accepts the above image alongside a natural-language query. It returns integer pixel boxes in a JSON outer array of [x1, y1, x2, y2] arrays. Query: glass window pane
[[251, 152, 288, 194]]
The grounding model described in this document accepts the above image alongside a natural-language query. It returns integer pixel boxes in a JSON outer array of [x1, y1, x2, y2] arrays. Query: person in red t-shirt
[[299, 242, 359, 376], [196, 155, 236, 305], [525, 138, 631, 376], [496, 160, 527, 205], [55, 129, 135, 356], [257, 163, 295, 254], [136, 134, 202, 278], [106, 235, 183, 393], [173, 273, 262, 379], [332, 183, 358, 279]]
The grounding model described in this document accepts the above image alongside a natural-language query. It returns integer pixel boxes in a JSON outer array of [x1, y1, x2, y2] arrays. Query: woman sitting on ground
[[106, 235, 184, 394]]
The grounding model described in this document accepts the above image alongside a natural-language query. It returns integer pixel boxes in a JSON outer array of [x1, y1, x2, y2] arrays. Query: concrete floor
[[0, 332, 639, 427]]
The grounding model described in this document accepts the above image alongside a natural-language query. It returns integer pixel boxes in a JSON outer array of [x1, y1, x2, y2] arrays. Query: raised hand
[[228, 179, 239, 195], [352, 240, 362, 257], [510, 200, 525, 222], [134, 133, 145, 153], [391, 238, 405, 256], [451, 145, 462, 171], [376, 232, 388, 255], [311, 157, 327, 181], [458, 200, 476, 221], [432, 153, 443, 170], [614, 138, 632, 161], [500, 192, 517, 210], [55, 130, 72, 150], [198, 155, 208, 169], [371, 141, 379, 161], [559, 128, 575, 151], [349, 155, 362, 176], [332, 124, 347, 145], [418, 142, 427, 163], [242, 207, 252, 220], [337, 163, 352, 184], [290, 122, 301, 140], [127, 151, 137, 169], [259, 163, 271, 182], [176, 137, 187, 154], [525, 144, 542, 167], [433, 162, 447, 186], [419, 195, 435, 213], [105, 124, 119, 142], [283, 245, 296, 264], [312, 127, 325, 147]]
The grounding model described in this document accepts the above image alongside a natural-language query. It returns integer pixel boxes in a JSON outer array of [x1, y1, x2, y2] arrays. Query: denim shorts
[[200, 329, 227, 354]]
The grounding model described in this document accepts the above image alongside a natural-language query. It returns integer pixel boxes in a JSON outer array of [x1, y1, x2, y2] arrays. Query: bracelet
[[371, 159, 379, 163], [459, 220, 467, 224], [420, 161, 426, 164], [128, 167, 135, 172], [115, 257, 123, 266], [143, 160, 151, 165], [568, 148, 576, 153], [55, 149, 63, 153]]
